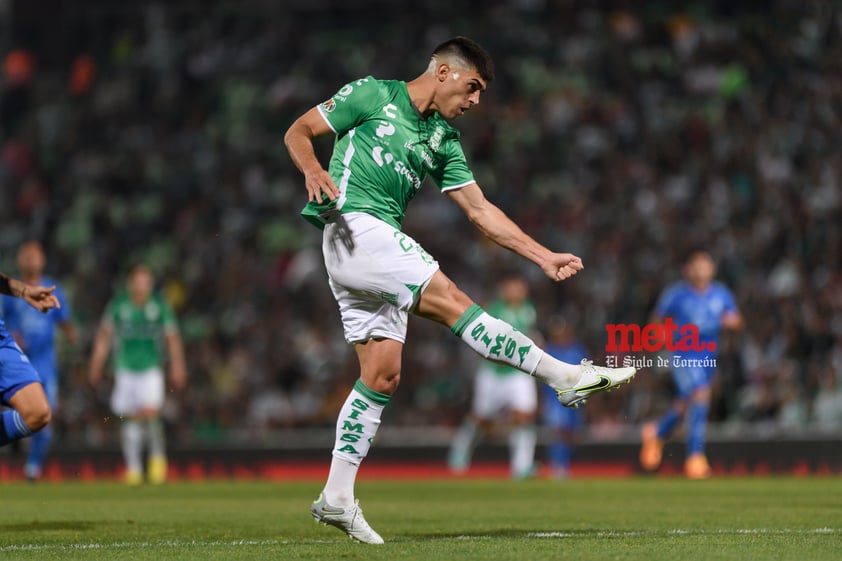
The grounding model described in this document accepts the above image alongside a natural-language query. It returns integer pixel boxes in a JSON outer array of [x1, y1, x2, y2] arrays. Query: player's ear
[[436, 63, 450, 83]]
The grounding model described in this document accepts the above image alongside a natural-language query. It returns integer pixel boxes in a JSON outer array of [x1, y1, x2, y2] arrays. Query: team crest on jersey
[[321, 98, 337, 113], [145, 302, 160, 321], [429, 125, 445, 152]]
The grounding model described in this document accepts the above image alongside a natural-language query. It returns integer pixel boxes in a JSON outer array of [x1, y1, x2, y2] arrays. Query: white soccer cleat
[[554, 359, 636, 409], [310, 493, 384, 545]]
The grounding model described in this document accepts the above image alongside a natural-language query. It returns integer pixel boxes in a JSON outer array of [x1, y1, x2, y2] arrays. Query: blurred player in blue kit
[[639, 250, 742, 479], [541, 316, 588, 479], [0, 266, 62, 453], [2, 241, 77, 480]]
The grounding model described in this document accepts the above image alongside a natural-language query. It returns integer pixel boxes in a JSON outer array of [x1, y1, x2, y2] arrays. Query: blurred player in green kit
[[449, 271, 540, 479], [89, 264, 187, 485]]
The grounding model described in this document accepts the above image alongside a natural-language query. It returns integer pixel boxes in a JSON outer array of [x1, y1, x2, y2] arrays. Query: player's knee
[[510, 411, 535, 425], [367, 370, 400, 395], [691, 387, 711, 404], [416, 272, 474, 325], [22, 404, 52, 432]]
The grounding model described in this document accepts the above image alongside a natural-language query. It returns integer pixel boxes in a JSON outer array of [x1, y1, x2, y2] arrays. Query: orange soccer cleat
[[639, 422, 664, 471], [685, 453, 711, 479]]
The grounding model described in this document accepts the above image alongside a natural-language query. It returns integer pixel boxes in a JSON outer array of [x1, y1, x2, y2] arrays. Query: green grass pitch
[[0, 477, 839, 560]]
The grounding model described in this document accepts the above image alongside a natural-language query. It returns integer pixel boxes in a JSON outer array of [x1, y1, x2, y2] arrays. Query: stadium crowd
[[1, 0, 841, 446]]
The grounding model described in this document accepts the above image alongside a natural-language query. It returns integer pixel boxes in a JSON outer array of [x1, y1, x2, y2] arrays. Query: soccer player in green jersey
[[449, 271, 540, 479], [285, 36, 636, 544], [89, 264, 187, 485]]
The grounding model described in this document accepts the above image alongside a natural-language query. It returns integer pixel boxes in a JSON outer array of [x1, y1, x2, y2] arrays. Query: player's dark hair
[[498, 268, 526, 283], [432, 36, 495, 82], [128, 262, 153, 278], [685, 248, 713, 264]]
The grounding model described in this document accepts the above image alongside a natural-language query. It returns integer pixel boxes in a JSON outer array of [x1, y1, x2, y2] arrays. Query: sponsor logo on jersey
[[404, 142, 434, 168], [394, 161, 421, 190], [429, 125, 445, 152], [321, 98, 337, 113]]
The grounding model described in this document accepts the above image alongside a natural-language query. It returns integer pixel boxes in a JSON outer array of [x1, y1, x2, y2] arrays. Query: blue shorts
[[541, 385, 583, 430], [670, 364, 715, 398], [0, 336, 41, 406]]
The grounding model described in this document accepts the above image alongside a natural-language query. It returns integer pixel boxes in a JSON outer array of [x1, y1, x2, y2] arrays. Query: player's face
[[685, 253, 716, 289], [436, 65, 486, 119], [500, 277, 528, 305], [128, 269, 154, 302], [549, 323, 572, 344], [17, 242, 45, 278]]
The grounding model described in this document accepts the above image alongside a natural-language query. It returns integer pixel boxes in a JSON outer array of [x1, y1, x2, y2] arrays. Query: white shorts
[[472, 365, 538, 418], [110, 367, 165, 416], [323, 212, 439, 344]]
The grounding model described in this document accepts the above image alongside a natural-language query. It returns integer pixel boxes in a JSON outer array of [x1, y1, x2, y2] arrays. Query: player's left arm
[[447, 183, 583, 282], [718, 285, 743, 331], [720, 296, 743, 331], [53, 284, 79, 344], [60, 321, 79, 345], [0, 272, 60, 313], [164, 324, 187, 392]]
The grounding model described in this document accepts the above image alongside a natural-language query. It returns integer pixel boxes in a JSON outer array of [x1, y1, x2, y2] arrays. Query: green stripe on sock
[[451, 304, 484, 337], [354, 379, 391, 406]]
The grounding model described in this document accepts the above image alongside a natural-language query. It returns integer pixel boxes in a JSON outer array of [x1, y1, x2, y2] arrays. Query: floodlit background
[[0, 0, 840, 470]]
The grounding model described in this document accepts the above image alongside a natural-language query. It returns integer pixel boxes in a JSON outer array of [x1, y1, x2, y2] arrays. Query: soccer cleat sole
[[556, 370, 636, 409]]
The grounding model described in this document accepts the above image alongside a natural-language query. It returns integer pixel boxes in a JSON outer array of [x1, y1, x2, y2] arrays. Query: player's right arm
[[0, 272, 60, 313], [447, 184, 583, 282], [88, 317, 114, 386], [284, 108, 339, 204], [285, 77, 384, 205]]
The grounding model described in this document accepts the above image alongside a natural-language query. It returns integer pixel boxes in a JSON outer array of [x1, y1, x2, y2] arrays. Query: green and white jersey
[[486, 299, 537, 376], [103, 292, 177, 372], [302, 76, 476, 230]]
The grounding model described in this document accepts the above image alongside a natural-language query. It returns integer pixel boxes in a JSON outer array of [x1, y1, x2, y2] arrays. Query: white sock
[[452, 305, 581, 388], [533, 353, 582, 388], [509, 425, 536, 477], [147, 418, 166, 458], [323, 379, 388, 507], [121, 420, 144, 474], [449, 418, 479, 470]]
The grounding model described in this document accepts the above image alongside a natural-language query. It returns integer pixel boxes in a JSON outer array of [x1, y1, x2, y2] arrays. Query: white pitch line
[[1, 529, 840, 552], [528, 528, 842, 539], [0, 539, 289, 553]]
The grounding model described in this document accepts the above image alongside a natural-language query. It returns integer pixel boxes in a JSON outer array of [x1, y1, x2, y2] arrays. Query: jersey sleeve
[[428, 136, 476, 192], [316, 76, 384, 135]]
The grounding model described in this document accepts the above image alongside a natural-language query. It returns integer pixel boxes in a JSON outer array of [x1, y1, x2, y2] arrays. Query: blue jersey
[[1, 276, 71, 377], [653, 280, 738, 361]]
